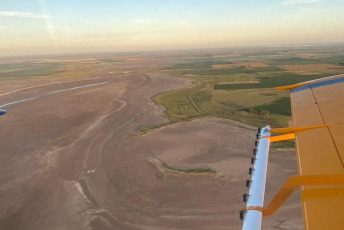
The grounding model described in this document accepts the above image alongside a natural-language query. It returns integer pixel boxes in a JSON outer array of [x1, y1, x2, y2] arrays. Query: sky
[[0, 0, 343, 56]]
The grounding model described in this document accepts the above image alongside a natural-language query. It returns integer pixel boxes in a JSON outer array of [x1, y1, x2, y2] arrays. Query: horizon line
[[1, 41, 344, 59]]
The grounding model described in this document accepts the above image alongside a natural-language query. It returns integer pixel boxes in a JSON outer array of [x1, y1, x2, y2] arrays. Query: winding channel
[[0, 82, 108, 109]]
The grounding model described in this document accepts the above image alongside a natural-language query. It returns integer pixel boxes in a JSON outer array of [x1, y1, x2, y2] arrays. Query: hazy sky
[[0, 0, 343, 56]]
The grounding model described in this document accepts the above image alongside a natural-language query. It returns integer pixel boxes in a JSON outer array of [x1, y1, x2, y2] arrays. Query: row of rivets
[[239, 127, 261, 220]]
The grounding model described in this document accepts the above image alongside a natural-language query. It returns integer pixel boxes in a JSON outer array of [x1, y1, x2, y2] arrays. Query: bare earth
[[0, 72, 302, 229]]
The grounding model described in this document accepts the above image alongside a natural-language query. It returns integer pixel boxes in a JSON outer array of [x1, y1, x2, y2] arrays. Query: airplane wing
[[241, 74, 344, 230], [284, 74, 344, 230]]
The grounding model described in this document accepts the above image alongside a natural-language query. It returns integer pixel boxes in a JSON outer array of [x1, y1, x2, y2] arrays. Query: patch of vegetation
[[161, 60, 232, 70], [147, 46, 344, 140], [98, 58, 120, 63], [270, 139, 295, 149], [214, 110, 283, 128], [191, 89, 212, 112], [152, 75, 291, 129], [269, 56, 344, 65], [174, 57, 233, 63], [193, 53, 213, 57], [137, 123, 168, 135], [325, 56, 344, 65], [241, 51, 280, 57], [214, 73, 326, 90], [173, 66, 283, 76], [214, 82, 260, 90], [0, 63, 62, 78], [161, 162, 216, 174], [245, 97, 291, 116], [270, 114, 290, 127], [268, 57, 326, 65], [153, 81, 206, 122]]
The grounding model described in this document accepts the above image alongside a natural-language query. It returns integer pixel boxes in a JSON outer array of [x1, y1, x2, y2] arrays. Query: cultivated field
[[153, 44, 344, 146]]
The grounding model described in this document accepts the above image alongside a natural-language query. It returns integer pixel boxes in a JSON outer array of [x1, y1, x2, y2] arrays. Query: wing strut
[[240, 122, 344, 230]]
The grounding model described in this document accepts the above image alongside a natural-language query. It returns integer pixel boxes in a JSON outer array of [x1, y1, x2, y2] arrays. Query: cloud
[[0, 11, 51, 19], [132, 19, 160, 23], [282, 0, 322, 5], [299, 7, 329, 13]]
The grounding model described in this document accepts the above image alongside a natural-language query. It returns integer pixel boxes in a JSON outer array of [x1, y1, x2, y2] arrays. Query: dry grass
[[211, 64, 235, 69]]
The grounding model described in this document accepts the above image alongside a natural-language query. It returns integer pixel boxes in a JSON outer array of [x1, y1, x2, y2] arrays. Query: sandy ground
[[0, 72, 302, 229]]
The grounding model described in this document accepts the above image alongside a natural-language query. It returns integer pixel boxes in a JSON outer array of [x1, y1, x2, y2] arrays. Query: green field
[[213, 73, 326, 90], [161, 162, 216, 174], [267, 56, 344, 65], [151, 45, 344, 148]]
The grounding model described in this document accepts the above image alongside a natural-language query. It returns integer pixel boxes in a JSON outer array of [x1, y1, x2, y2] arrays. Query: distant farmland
[[153, 45, 344, 146], [213, 73, 326, 90]]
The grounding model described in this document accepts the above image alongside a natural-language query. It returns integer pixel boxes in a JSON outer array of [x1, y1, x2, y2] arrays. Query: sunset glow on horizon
[[1, 0, 344, 56]]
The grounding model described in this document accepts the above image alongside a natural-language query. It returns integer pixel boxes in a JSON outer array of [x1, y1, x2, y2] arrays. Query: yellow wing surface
[[279, 74, 344, 230]]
